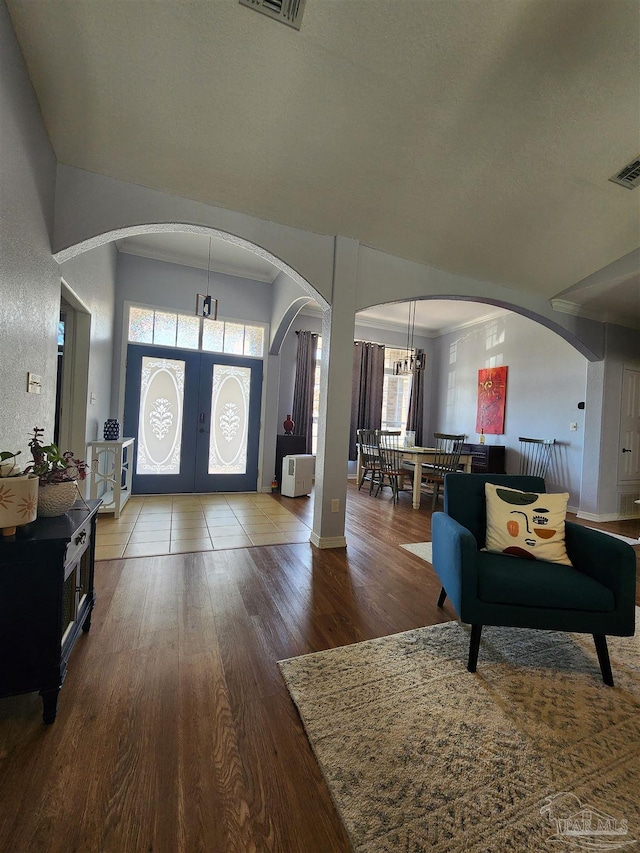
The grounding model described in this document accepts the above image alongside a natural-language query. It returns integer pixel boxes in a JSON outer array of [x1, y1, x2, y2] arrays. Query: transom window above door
[[127, 304, 266, 358]]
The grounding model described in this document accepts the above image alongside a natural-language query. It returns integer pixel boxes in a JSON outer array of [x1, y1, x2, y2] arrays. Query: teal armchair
[[431, 474, 636, 685]]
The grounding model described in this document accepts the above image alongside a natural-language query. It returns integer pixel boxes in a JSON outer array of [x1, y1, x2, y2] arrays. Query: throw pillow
[[484, 483, 572, 566]]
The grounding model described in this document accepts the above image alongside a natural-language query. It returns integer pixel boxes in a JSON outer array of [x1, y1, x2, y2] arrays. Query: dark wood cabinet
[[0, 499, 101, 723], [461, 443, 506, 474]]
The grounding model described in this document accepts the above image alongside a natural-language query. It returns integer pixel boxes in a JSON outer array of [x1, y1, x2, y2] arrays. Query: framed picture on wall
[[476, 366, 508, 435]]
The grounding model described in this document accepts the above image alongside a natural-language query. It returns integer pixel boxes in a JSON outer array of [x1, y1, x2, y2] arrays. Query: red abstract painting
[[476, 366, 508, 435]]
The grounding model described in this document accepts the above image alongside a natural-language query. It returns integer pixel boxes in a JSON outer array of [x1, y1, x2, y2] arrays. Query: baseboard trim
[[576, 510, 639, 523], [310, 533, 348, 549]]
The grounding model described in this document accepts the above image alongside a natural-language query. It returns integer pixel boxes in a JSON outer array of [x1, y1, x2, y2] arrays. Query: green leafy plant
[[0, 450, 22, 477], [26, 427, 89, 485]]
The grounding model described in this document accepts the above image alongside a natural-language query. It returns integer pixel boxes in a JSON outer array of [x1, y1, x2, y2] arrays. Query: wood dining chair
[[419, 432, 465, 511], [377, 431, 409, 503], [357, 429, 383, 495]]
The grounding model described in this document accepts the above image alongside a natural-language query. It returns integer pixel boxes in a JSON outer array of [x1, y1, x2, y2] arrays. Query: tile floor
[[94, 493, 311, 560]]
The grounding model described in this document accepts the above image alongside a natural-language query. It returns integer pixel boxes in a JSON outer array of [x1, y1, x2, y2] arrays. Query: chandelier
[[195, 237, 219, 320], [393, 301, 425, 375]]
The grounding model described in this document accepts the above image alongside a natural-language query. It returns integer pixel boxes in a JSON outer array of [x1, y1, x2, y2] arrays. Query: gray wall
[[0, 2, 59, 457], [430, 313, 588, 508]]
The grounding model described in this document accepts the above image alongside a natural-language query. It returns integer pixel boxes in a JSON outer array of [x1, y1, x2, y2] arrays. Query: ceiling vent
[[239, 0, 306, 30], [609, 156, 640, 190]]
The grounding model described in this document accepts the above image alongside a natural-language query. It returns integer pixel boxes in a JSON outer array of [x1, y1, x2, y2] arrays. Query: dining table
[[356, 445, 473, 510]]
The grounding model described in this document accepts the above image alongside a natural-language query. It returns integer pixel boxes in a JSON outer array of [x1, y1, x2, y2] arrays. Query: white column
[[310, 237, 358, 548]]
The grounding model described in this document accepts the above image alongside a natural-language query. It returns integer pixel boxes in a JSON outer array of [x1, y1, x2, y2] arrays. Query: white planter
[[0, 474, 39, 536], [37, 481, 79, 518]]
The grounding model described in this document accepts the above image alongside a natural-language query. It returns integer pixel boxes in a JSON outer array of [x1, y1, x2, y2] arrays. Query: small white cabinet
[[86, 438, 135, 518]]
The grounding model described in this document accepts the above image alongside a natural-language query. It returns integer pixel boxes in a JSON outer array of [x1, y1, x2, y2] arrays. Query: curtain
[[406, 349, 425, 446], [291, 331, 318, 453], [349, 341, 386, 460]]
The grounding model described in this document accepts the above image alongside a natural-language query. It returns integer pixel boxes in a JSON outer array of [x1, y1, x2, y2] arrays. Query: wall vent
[[618, 492, 640, 518], [609, 156, 640, 189], [239, 0, 306, 30]]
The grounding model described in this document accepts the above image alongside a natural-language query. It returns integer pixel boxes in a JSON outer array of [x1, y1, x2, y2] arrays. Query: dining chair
[[377, 431, 409, 503], [356, 429, 383, 495], [419, 432, 465, 511], [518, 437, 556, 479]]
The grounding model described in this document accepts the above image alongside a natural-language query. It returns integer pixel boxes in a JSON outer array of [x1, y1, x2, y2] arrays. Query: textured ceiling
[[7, 0, 640, 318]]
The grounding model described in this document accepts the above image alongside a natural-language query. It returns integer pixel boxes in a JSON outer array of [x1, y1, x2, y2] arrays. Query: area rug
[[399, 541, 432, 563], [278, 613, 640, 853]]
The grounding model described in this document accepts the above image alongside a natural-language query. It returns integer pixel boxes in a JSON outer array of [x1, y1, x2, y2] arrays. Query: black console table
[[461, 443, 506, 474], [0, 499, 101, 723]]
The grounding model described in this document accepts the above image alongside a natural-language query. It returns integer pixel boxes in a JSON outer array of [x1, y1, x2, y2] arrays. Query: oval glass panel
[[137, 357, 185, 474], [209, 365, 250, 474]]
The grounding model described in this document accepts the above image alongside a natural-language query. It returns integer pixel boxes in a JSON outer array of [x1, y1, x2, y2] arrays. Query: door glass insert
[[137, 356, 185, 474], [209, 364, 251, 474]]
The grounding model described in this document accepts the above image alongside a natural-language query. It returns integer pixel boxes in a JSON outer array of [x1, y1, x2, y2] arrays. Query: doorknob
[[622, 448, 632, 453], [199, 428, 205, 434]]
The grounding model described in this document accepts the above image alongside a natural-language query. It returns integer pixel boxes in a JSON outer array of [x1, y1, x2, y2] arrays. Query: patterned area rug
[[279, 613, 640, 853]]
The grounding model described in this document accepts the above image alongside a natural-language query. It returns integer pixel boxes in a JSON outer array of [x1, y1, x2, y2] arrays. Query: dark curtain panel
[[406, 349, 425, 446], [349, 341, 386, 460], [291, 331, 318, 453]]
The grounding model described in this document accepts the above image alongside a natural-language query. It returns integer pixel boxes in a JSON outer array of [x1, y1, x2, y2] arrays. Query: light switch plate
[[27, 372, 42, 394]]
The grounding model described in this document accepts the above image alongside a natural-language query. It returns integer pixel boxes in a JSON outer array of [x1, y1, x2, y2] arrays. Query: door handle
[[622, 448, 632, 453], [199, 413, 205, 424]]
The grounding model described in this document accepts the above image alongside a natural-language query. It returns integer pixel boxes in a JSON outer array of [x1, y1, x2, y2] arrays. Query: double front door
[[124, 344, 262, 494]]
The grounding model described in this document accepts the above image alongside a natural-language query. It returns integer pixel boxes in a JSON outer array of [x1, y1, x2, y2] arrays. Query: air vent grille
[[239, 0, 306, 29], [609, 156, 640, 190]]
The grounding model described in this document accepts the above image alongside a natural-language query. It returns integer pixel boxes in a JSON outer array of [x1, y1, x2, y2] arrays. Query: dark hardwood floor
[[0, 481, 638, 853]]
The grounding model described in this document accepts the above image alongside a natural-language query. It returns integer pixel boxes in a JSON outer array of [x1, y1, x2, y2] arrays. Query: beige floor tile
[[211, 534, 253, 549], [133, 519, 172, 533], [128, 529, 172, 544], [206, 515, 241, 528], [198, 495, 231, 505], [170, 537, 213, 552], [95, 544, 126, 560], [284, 531, 311, 543], [138, 508, 173, 519], [241, 522, 280, 535], [96, 520, 136, 533], [123, 541, 171, 558], [171, 528, 212, 542], [171, 509, 204, 520], [172, 500, 202, 510], [206, 523, 244, 537], [204, 508, 236, 518], [171, 517, 208, 531], [233, 510, 269, 521], [96, 531, 132, 546], [273, 521, 310, 532], [247, 532, 290, 546]]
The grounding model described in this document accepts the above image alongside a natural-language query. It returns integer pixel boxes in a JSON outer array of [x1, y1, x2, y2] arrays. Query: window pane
[[137, 356, 184, 474], [176, 314, 200, 349], [209, 364, 250, 474], [129, 306, 154, 343], [153, 311, 177, 347], [202, 319, 224, 352], [223, 322, 244, 355], [244, 325, 264, 357], [382, 347, 413, 438]]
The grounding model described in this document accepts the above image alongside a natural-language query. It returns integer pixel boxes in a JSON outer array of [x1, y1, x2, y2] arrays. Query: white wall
[[431, 313, 588, 508]]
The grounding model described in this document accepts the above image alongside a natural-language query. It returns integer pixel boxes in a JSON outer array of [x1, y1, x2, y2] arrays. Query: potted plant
[[0, 449, 39, 536], [25, 428, 90, 517]]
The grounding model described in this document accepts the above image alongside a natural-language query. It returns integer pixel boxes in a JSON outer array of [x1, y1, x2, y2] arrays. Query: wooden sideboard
[[461, 443, 506, 474], [0, 499, 101, 723]]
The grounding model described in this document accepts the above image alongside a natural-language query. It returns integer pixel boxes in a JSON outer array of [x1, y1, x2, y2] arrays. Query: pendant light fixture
[[195, 237, 219, 320], [393, 301, 425, 375]]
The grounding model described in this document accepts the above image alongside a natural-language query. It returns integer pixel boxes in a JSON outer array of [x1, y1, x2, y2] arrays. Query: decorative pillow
[[484, 483, 572, 566]]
